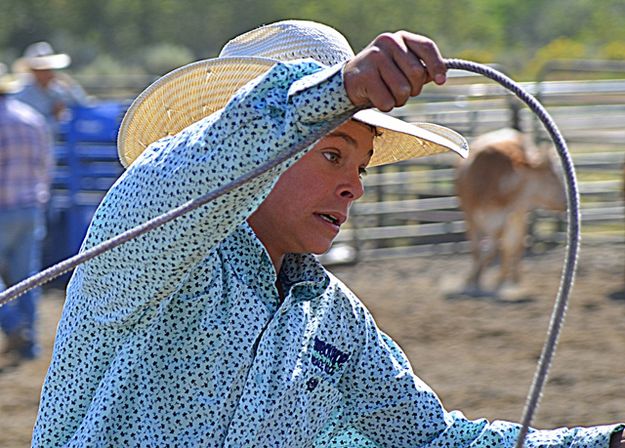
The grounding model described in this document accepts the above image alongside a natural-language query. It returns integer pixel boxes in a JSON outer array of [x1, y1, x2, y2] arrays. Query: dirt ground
[[0, 242, 624, 447]]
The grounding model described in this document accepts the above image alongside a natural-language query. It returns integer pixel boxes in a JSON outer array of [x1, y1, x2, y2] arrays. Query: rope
[[0, 59, 580, 448], [445, 59, 580, 448]]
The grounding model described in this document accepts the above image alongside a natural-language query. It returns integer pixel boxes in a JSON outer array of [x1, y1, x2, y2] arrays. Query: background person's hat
[[118, 20, 468, 168], [0, 63, 22, 94], [17, 41, 71, 71]]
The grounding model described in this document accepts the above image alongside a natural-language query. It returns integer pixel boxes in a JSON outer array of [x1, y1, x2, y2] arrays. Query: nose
[[338, 171, 365, 201]]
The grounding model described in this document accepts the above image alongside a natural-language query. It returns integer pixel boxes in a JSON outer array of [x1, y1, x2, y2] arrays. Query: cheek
[[275, 166, 325, 202], [268, 156, 339, 216], [261, 175, 308, 220]]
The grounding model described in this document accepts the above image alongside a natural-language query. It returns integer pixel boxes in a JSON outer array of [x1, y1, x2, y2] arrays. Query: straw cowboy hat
[[0, 63, 22, 94], [15, 41, 71, 71], [118, 20, 468, 168]]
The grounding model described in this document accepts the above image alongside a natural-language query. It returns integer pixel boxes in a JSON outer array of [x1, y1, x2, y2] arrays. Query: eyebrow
[[326, 131, 358, 147], [326, 131, 374, 163]]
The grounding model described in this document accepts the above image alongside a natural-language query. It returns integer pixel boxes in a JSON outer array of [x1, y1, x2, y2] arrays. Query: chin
[[303, 240, 334, 256], [316, 245, 336, 256]]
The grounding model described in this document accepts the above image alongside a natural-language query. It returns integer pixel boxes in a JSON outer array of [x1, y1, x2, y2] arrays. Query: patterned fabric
[[33, 60, 621, 447], [0, 97, 52, 208]]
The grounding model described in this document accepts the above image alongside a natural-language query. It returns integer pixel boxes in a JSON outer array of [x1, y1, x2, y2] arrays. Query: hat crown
[[18, 41, 70, 70], [219, 20, 355, 67], [24, 41, 56, 58], [118, 20, 467, 168]]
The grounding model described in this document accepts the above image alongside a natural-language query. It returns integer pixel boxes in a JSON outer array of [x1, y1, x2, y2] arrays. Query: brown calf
[[455, 128, 566, 293]]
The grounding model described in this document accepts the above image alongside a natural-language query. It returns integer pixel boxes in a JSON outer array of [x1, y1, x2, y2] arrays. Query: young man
[[33, 20, 623, 447]]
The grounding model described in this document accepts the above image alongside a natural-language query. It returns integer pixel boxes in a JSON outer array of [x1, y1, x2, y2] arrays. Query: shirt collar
[[221, 223, 329, 302], [279, 252, 330, 301], [222, 222, 277, 285]]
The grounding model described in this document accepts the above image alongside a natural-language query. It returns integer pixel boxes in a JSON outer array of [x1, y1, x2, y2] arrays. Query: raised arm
[[72, 61, 354, 322]]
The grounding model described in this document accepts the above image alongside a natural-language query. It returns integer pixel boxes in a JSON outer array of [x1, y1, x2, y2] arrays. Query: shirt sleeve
[[36, 113, 54, 203], [71, 59, 356, 323], [327, 311, 623, 447], [51, 74, 89, 107]]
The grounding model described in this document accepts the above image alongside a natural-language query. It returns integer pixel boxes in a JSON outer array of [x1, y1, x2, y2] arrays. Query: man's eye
[[323, 151, 340, 163]]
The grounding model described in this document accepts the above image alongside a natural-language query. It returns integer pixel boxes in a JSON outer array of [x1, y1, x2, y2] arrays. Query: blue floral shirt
[[33, 60, 621, 447]]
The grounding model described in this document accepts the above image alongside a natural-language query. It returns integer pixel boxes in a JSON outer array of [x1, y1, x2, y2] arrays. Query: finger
[[388, 45, 428, 97], [378, 60, 413, 106], [373, 32, 430, 96], [344, 46, 403, 110], [370, 33, 427, 98], [401, 32, 447, 85], [364, 75, 397, 112]]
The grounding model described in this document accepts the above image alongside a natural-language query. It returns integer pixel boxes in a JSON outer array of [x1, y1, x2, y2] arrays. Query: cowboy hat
[[118, 20, 468, 168], [16, 41, 71, 71], [0, 63, 22, 94]]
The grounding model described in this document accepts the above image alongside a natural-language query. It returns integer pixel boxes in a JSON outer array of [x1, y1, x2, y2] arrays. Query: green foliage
[[599, 41, 625, 60], [523, 38, 586, 79], [454, 49, 498, 65], [141, 44, 195, 75], [1, 0, 625, 81], [77, 54, 143, 78]]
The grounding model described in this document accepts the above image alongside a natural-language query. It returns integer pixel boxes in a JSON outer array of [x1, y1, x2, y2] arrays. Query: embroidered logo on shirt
[[311, 337, 349, 375]]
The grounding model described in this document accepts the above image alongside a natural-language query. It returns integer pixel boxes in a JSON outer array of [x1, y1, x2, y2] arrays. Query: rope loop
[[446, 59, 580, 448]]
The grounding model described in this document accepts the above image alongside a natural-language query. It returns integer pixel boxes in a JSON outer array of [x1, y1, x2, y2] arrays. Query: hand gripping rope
[[0, 59, 579, 448]]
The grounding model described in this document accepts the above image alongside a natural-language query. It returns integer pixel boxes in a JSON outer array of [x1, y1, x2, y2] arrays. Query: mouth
[[315, 212, 345, 229]]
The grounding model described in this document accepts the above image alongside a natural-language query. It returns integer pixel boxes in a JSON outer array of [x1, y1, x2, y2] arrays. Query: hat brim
[[353, 109, 468, 166], [118, 57, 277, 167], [17, 54, 71, 71], [118, 56, 468, 168]]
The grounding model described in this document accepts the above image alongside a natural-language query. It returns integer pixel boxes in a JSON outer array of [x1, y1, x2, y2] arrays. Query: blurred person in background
[[0, 63, 53, 367], [13, 41, 88, 133]]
